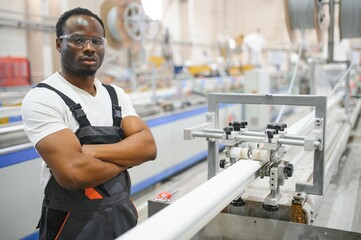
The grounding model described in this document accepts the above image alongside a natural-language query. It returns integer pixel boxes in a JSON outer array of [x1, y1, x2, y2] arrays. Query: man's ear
[[56, 38, 61, 52]]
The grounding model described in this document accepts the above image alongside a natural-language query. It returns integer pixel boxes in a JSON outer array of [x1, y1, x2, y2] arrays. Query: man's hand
[[79, 116, 157, 167]]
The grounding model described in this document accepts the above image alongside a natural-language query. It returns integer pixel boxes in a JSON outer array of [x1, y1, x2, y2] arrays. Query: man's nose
[[83, 40, 95, 51]]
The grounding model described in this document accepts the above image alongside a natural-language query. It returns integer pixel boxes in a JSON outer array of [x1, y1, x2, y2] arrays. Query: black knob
[[229, 121, 248, 131], [263, 204, 279, 212], [265, 129, 277, 139], [231, 197, 245, 207], [267, 123, 287, 133], [224, 126, 233, 139], [284, 163, 294, 177], [219, 159, 226, 168]]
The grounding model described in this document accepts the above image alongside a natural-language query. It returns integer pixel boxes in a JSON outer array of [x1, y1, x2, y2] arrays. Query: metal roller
[[284, 0, 325, 42], [339, 0, 361, 39]]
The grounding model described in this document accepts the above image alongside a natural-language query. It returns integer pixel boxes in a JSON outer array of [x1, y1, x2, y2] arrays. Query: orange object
[[154, 191, 173, 201], [85, 187, 103, 199], [55, 211, 70, 240]]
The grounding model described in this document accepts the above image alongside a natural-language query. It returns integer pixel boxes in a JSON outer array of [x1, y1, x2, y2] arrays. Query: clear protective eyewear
[[59, 35, 107, 49]]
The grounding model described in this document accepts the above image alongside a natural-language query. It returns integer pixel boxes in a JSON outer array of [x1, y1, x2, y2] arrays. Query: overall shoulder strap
[[102, 84, 122, 127], [36, 83, 91, 127]]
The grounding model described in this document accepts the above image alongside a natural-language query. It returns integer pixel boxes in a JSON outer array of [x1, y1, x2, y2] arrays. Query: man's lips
[[81, 57, 97, 65]]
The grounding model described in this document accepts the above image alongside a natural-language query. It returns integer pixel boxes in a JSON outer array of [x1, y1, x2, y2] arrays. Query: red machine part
[[154, 191, 173, 201], [0, 57, 31, 87], [154, 189, 179, 202]]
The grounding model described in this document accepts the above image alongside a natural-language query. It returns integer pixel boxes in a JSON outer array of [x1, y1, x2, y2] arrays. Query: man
[[21, 7, 157, 240]]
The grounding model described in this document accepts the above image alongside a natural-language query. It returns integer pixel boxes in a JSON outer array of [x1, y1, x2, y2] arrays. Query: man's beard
[[77, 68, 97, 76], [62, 57, 101, 77], [66, 65, 98, 76]]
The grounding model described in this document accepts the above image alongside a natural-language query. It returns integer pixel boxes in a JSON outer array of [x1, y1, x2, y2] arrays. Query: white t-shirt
[[22, 72, 138, 187]]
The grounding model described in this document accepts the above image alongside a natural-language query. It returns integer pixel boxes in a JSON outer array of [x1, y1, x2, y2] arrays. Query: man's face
[[57, 15, 105, 76]]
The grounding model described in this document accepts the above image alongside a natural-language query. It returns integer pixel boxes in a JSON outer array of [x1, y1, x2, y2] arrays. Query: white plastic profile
[[117, 160, 263, 240]]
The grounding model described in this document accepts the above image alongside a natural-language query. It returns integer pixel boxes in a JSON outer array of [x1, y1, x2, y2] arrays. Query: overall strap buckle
[[70, 104, 90, 127], [113, 105, 122, 127]]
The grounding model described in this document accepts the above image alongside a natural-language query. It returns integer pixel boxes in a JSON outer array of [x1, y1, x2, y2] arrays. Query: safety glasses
[[59, 35, 107, 49]]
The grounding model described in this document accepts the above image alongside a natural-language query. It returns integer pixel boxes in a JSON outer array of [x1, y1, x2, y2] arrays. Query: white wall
[[0, 0, 28, 57], [0, 29, 28, 57]]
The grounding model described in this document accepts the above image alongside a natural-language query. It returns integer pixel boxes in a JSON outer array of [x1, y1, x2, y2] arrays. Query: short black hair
[[55, 7, 105, 37]]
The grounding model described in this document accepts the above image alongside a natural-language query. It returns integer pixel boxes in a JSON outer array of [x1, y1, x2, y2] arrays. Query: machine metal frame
[[199, 93, 327, 195], [120, 90, 361, 239]]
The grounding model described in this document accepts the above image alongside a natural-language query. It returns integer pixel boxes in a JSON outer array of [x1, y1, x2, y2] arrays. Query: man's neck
[[59, 71, 96, 96]]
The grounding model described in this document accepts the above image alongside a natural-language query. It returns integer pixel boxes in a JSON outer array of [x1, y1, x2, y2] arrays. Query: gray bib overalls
[[36, 83, 138, 240]]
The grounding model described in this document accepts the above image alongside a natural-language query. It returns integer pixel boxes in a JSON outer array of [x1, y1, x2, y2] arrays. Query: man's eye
[[92, 38, 103, 45], [73, 37, 86, 44]]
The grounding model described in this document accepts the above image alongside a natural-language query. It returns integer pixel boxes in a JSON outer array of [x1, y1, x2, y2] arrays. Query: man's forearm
[[48, 151, 127, 190], [81, 130, 156, 167]]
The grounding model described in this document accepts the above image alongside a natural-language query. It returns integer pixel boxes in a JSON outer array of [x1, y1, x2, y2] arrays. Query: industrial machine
[[118, 0, 361, 238], [120, 86, 361, 239], [184, 94, 326, 218]]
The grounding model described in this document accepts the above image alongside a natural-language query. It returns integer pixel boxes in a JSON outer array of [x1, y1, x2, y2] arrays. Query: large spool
[[101, 0, 159, 50], [339, 0, 361, 40], [101, 0, 142, 49], [123, 2, 145, 41], [284, 0, 325, 43]]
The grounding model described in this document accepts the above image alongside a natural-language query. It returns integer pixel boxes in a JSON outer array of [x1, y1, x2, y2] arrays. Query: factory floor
[[132, 113, 361, 234], [313, 113, 361, 232]]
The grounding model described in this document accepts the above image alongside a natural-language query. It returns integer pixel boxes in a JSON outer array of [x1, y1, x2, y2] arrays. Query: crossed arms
[[36, 116, 157, 190]]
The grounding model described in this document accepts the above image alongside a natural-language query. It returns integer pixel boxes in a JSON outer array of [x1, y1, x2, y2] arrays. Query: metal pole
[[327, 0, 335, 62], [345, 61, 351, 118]]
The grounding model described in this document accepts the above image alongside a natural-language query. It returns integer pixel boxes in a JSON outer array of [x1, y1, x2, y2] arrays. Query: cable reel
[[284, 0, 326, 43], [123, 2, 160, 41], [339, 0, 361, 39], [101, 0, 160, 49]]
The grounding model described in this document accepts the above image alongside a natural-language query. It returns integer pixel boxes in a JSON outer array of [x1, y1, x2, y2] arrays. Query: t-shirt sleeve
[[112, 85, 139, 118], [21, 88, 69, 146]]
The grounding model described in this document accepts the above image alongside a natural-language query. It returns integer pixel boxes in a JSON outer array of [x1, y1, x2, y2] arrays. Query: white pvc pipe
[[118, 160, 263, 240], [0, 106, 21, 118], [0, 124, 24, 134]]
